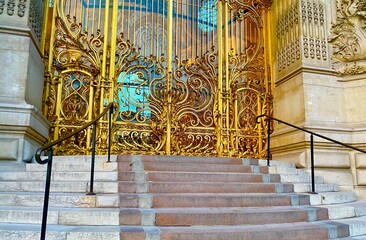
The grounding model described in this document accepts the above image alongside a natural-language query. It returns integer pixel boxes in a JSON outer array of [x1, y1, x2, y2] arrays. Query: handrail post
[[310, 134, 316, 194], [107, 105, 112, 163], [87, 123, 97, 195], [267, 117, 271, 166], [40, 148, 53, 240]]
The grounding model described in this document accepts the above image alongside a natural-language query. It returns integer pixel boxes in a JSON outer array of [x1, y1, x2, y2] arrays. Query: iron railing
[[34, 103, 115, 240], [256, 114, 366, 194]]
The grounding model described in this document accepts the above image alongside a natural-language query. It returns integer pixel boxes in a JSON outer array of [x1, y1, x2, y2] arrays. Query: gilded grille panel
[[42, 0, 273, 158]]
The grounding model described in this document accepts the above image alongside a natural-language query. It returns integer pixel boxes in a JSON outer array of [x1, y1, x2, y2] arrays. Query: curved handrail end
[[256, 114, 268, 124], [35, 148, 49, 165]]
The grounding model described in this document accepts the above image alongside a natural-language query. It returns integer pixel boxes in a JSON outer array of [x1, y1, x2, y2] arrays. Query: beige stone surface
[[311, 169, 354, 190], [0, 0, 31, 28], [272, 151, 307, 168], [274, 74, 305, 124], [0, 138, 18, 161], [313, 152, 350, 169], [356, 169, 366, 186], [342, 78, 366, 124], [303, 73, 346, 123], [0, 26, 49, 163], [355, 154, 366, 169]]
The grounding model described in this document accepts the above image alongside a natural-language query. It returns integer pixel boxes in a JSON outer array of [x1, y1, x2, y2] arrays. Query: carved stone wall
[[329, 0, 366, 75], [273, 0, 330, 79], [272, 0, 366, 199], [0, 0, 49, 164], [0, 0, 43, 43], [28, 0, 43, 41], [276, 1, 301, 73], [0, 0, 26, 17]]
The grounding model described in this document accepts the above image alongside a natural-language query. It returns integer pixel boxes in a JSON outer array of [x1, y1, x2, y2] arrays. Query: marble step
[[308, 192, 358, 206], [269, 166, 308, 175], [0, 223, 121, 240], [0, 192, 119, 208], [50, 155, 118, 163], [26, 161, 118, 172], [139, 162, 268, 173], [280, 174, 324, 183], [0, 205, 327, 226], [0, 181, 118, 193], [258, 159, 296, 168], [335, 215, 366, 237], [118, 155, 247, 165], [293, 183, 340, 193], [0, 180, 291, 194], [119, 182, 294, 194], [151, 206, 328, 226], [0, 206, 119, 225], [0, 171, 119, 181], [119, 193, 310, 208], [157, 220, 349, 240], [26, 160, 268, 173], [0, 221, 350, 240], [322, 201, 366, 220], [141, 172, 281, 183], [0, 170, 279, 183]]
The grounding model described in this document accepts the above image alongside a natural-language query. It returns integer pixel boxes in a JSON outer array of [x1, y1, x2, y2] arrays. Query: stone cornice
[[0, 24, 41, 56], [275, 66, 337, 86]]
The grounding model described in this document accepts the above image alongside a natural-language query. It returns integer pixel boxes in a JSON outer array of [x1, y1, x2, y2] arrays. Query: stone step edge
[[0, 220, 350, 239], [47, 155, 253, 165], [0, 205, 328, 226], [334, 215, 366, 237]]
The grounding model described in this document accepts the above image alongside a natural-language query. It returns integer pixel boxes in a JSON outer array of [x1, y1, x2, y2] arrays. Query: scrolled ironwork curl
[[34, 148, 49, 165]]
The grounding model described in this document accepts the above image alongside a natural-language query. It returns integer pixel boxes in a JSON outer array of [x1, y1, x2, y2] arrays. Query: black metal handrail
[[34, 102, 115, 240], [256, 114, 366, 194]]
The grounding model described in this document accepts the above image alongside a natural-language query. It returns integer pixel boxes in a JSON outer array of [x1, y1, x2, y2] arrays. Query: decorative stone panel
[[28, 0, 43, 41], [0, 0, 43, 43], [0, 0, 26, 17], [273, 0, 328, 76], [0, 138, 18, 160], [276, 1, 301, 72], [329, 0, 366, 76], [355, 153, 366, 185], [301, 0, 327, 61]]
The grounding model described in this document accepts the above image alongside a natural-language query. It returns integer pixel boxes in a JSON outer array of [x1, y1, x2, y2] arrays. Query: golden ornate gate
[[41, 0, 273, 158]]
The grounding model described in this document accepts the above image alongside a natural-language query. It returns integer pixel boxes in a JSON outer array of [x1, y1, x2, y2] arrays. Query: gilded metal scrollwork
[[43, 0, 273, 158]]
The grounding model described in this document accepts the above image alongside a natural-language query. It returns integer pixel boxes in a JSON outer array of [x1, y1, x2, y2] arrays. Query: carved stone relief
[[17, 0, 26, 17], [329, 0, 366, 75], [29, 0, 42, 41], [0, 0, 27, 16], [7, 0, 15, 15], [301, 0, 327, 61], [275, 0, 328, 73], [276, 1, 301, 72], [0, 0, 5, 14]]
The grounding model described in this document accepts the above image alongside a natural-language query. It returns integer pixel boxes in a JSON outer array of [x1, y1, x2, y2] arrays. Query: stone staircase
[[0, 155, 365, 239]]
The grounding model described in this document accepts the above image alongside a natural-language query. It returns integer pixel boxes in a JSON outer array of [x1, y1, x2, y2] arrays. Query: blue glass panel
[[117, 72, 151, 120], [198, 0, 217, 32], [72, 80, 81, 90]]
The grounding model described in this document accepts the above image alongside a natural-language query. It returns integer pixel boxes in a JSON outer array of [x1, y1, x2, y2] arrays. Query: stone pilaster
[[0, 0, 50, 164], [270, 0, 366, 197]]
